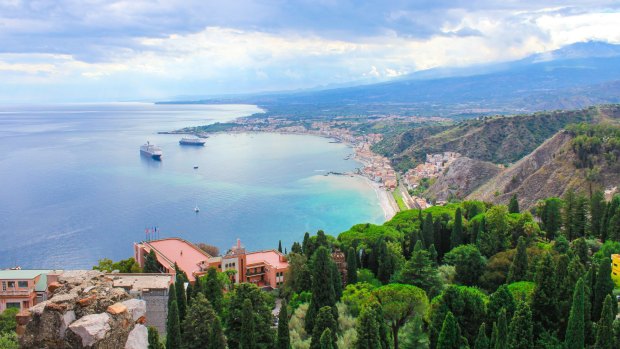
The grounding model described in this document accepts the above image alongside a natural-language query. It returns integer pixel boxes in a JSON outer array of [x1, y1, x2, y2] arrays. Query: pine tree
[[429, 244, 438, 265], [355, 306, 381, 349], [175, 276, 187, 323], [204, 267, 223, 314], [240, 299, 255, 349], [437, 311, 460, 349], [181, 293, 225, 349], [594, 295, 614, 349], [572, 237, 589, 266], [474, 323, 489, 349], [565, 278, 585, 349], [166, 300, 181, 349], [148, 326, 163, 349], [531, 253, 559, 335], [564, 189, 577, 240], [306, 247, 337, 334], [320, 328, 334, 349], [278, 240, 283, 253], [310, 306, 337, 349], [574, 194, 589, 239], [508, 302, 533, 349], [494, 309, 508, 349], [450, 208, 464, 249], [423, 212, 434, 248], [593, 258, 615, 322], [394, 244, 442, 298], [487, 285, 516, 327], [507, 236, 528, 283], [590, 190, 605, 239], [144, 249, 160, 273], [277, 301, 290, 349], [541, 197, 562, 240], [291, 242, 302, 254], [509, 194, 520, 214], [347, 247, 358, 285]]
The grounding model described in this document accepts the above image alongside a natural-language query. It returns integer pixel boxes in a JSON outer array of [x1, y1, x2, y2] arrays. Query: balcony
[[246, 270, 266, 276], [0, 290, 32, 296]]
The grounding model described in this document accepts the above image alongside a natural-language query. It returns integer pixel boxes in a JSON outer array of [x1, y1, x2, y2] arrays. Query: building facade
[[0, 269, 60, 312], [134, 238, 288, 289]]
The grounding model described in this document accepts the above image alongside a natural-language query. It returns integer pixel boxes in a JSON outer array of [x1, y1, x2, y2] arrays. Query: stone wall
[[17, 270, 148, 349]]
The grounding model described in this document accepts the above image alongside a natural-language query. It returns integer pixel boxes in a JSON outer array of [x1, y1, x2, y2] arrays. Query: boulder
[[124, 324, 148, 349], [68, 313, 111, 347], [59, 310, 76, 337], [48, 281, 62, 292], [16, 309, 32, 326], [121, 299, 146, 322]]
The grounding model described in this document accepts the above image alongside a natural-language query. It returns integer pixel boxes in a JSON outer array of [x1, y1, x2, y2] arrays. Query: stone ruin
[[17, 270, 148, 349]]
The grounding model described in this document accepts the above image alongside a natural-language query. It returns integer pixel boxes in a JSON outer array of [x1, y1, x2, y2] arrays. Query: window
[[18, 281, 28, 288], [7, 281, 15, 288], [6, 302, 20, 309], [1, 281, 5, 291]]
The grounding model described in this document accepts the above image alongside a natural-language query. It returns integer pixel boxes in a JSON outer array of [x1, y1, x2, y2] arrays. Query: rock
[[59, 270, 104, 285], [50, 292, 79, 305], [107, 302, 128, 315], [83, 285, 96, 293], [68, 313, 111, 347], [45, 302, 68, 312], [78, 295, 97, 307], [59, 310, 76, 337], [125, 324, 148, 349], [16, 309, 32, 326], [48, 281, 62, 292], [136, 316, 147, 324], [16, 325, 26, 336], [121, 299, 146, 322]]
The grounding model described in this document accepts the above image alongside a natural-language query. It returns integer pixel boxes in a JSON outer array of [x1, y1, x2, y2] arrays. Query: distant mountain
[[160, 41, 620, 117]]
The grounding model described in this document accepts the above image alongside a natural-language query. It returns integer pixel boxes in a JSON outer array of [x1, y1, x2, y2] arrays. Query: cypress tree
[[542, 197, 562, 240], [277, 301, 290, 349], [310, 306, 337, 349], [291, 242, 302, 254], [185, 282, 193, 306], [347, 247, 358, 285], [564, 189, 577, 240], [167, 283, 176, 308], [437, 311, 460, 349], [320, 328, 334, 349], [555, 254, 572, 337], [593, 258, 615, 322], [450, 208, 464, 249], [508, 302, 533, 349], [474, 323, 489, 349], [590, 190, 605, 239], [209, 316, 226, 349], [144, 249, 160, 273], [376, 238, 395, 284], [306, 247, 337, 334], [574, 194, 589, 239], [572, 237, 589, 266], [204, 267, 223, 314], [487, 285, 516, 327], [594, 294, 615, 349], [240, 299, 255, 349], [489, 322, 499, 349], [509, 194, 520, 214], [175, 276, 187, 323], [166, 300, 181, 349], [423, 212, 434, 248], [148, 326, 163, 349], [429, 244, 438, 265], [507, 236, 528, 283], [494, 309, 508, 349], [565, 278, 585, 349], [278, 240, 282, 253], [531, 253, 559, 335], [331, 262, 343, 300], [302, 232, 312, 256], [355, 306, 381, 349], [367, 301, 390, 349], [181, 293, 225, 349], [316, 230, 328, 249]]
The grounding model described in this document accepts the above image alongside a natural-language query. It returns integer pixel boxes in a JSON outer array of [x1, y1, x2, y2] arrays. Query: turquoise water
[[0, 103, 384, 269]]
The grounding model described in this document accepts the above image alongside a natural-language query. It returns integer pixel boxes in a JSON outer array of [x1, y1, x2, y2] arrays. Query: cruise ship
[[140, 142, 163, 160], [179, 137, 206, 146]]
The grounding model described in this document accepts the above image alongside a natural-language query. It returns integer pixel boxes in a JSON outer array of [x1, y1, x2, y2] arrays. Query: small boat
[[194, 206, 200, 213], [193, 166, 199, 169]]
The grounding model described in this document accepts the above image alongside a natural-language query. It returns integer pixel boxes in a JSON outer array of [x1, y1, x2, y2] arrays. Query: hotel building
[[0, 269, 61, 312]]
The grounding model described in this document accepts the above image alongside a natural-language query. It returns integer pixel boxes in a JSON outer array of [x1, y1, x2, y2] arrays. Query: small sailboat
[[193, 165, 199, 169], [194, 200, 200, 213]]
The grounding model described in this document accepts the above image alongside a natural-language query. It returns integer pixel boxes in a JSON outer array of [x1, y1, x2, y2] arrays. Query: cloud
[[0, 1, 619, 101]]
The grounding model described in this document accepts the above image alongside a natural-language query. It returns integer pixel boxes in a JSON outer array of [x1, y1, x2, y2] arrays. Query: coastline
[[361, 175, 399, 221]]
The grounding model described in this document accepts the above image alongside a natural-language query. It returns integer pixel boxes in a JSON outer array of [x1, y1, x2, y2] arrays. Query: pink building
[[0, 269, 61, 312], [134, 238, 288, 289]]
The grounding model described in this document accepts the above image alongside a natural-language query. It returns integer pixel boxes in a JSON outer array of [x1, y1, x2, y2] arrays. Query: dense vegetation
[[156, 190, 620, 349], [373, 105, 620, 170]]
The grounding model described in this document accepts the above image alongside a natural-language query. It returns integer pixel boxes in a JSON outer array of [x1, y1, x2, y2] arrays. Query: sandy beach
[[361, 175, 399, 220]]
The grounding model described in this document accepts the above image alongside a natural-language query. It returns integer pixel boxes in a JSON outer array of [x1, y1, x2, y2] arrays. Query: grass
[[392, 190, 408, 211]]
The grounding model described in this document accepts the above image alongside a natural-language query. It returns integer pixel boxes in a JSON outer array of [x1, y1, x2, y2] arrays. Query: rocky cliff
[[18, 270, 148, 349], [424, 157, 501, 202]]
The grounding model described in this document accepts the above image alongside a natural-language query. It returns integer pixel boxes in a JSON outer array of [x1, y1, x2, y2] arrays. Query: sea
[[0, 103, 385, 269]]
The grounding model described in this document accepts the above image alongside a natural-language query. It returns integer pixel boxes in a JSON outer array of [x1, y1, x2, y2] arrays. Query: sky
[[1, 0, 620, 103]]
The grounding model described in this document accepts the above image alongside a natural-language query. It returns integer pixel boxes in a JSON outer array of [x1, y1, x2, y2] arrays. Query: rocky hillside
[[374, 105, 620, 170], [468, 124, 620, 208], [424, 157, 501, 202]]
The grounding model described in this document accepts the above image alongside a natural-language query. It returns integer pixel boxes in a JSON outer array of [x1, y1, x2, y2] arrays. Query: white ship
[[179, 137, 206, 146], [140, 142, 163, 160]]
